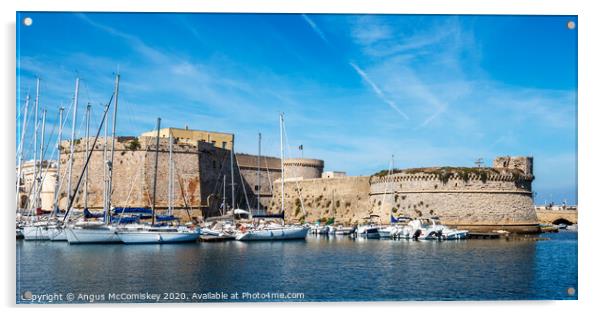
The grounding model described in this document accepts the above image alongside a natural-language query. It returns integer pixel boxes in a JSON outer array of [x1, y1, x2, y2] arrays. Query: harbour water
[[16, 231, 577, 303]]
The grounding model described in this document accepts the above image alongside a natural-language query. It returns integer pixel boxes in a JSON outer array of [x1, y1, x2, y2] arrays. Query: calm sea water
[[16, 231, 577, 303]]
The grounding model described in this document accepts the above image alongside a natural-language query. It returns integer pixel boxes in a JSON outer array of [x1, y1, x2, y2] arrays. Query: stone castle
[[20, 127, 539, 232], [269, 156, 539, 233]]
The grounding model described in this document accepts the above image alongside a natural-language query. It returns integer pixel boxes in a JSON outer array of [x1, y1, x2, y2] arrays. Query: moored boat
[[236, 224, 309, 241], [65, 221, 121, 244], [117, 225, 200, 244]]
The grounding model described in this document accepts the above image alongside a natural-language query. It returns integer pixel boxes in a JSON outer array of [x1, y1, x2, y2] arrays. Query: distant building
[[17, 160, 58, 211], [140, 127, 234, 150]]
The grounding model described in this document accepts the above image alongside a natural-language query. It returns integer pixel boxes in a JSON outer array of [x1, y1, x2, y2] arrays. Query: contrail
[[301, 14, 409, 121], [301, 14, 329, 44], [349, 62, 410, 120]]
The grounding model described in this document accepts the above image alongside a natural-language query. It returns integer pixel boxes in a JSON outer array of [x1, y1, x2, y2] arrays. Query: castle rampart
[[268, 157, 540, 232], [283, 158, 324, 180]]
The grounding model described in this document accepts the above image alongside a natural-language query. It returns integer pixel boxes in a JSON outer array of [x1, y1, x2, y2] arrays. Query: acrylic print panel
[[15, 12, 577, 303]]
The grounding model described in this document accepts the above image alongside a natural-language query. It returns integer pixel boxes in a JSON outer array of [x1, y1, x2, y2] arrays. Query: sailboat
[[116, 119, 200, 244], [47, 106, 68, 241], [66, 75, 122, 244], [235, 113, 310, 241], [22, 78, 51, 241]]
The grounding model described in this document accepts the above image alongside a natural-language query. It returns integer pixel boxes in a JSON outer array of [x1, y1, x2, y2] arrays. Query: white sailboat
[[116, 120, 200, 244], [66, 75, 122, 244], [22, 78, 50, 241], [48, 106, 67, 241], [236, 113, 310, 241]]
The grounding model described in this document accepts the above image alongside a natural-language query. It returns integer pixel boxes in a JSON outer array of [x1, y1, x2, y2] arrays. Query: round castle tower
[[369, 156, 539, 233], [283, 158, 324, 180]]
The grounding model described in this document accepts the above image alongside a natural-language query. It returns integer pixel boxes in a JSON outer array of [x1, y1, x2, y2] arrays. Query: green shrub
[[127, 139, 141, 151]]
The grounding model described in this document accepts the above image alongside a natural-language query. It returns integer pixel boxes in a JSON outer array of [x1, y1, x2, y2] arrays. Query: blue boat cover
[[111, 216, 139, 224], [113, 207, 153, 214], [84, 208, 104, 218], [156, 215, 178, 222], [391, 215, 399, 223]]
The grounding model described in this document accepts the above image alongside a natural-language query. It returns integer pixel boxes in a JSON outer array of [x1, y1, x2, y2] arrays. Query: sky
[[16, 13, 578, 205]]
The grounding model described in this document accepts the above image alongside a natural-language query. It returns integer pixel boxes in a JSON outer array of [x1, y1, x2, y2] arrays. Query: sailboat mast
[[36, 109, 47, 210], [168, 133, 173, 215], [230, 136, 235, 210], [16, 94, 30, 210], [30, 78, 40, 214], [222, 175, 226, 215], [102, 102, 109, 216], [66, 77, 79, 214], [107, 73, 120, 214], [279, 113, 284, 214], [62, 99, 113, 222], [52, 107, 64, 215], [257, 132, 261, 212], [84, 103, 91, 209], [151, 118, 161, 226]]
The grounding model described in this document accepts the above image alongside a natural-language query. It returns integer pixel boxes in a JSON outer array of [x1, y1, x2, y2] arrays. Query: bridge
[[535, 206, 578, 225]]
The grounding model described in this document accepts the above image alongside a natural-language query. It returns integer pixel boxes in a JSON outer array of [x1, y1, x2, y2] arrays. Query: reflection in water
[[16, 232, 577, 302]]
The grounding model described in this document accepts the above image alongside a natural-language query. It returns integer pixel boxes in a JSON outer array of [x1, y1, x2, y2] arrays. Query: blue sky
[[16, 13, 577, 204]]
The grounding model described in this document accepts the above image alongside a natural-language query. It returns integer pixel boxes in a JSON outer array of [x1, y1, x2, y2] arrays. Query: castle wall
[[56, 136, 282, 218], [369, 171, 539, 232], [268, 176, 371, 224], [235, 153, 282, 210]]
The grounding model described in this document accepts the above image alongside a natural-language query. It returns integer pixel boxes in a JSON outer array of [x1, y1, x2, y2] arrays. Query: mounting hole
[[567, 287, 576, 296], [23, 17, 33, 26], [567, 21, 576, 30]]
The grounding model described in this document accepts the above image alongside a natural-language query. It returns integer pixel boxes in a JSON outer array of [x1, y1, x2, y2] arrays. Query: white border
[[2, 0, 601, 315]]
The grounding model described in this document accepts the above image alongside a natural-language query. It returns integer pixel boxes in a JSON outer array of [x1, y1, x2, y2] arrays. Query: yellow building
[[140, 127, 234, 150]]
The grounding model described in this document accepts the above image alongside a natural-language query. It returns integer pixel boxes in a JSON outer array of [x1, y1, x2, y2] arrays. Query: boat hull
[[48, 227, 67, 241], [23, 225, 50, 241], [236, 227, 309, 241], [66, 227, 121, 244], [117, 231, 200, 244]]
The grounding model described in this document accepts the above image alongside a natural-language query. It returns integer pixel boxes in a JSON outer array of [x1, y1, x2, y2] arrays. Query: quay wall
[[268, 176, 372, 224]]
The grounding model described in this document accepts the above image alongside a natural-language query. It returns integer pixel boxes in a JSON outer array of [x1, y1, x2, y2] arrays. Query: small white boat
[[441, 228, 469, 240], [399, 217, 469, 240], [377, 225, 400, 239], [334, 226, 355, 235], [357, 225, 380, 239], [317, 225, 330, 235], [236, 225, 309, 241]]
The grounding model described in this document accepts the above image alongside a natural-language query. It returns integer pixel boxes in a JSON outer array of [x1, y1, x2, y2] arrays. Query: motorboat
[[377, 225, 400, 239], [334, 225, 355, 235], [357, 224, 380, 239], [401, 217, 468, 240]]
